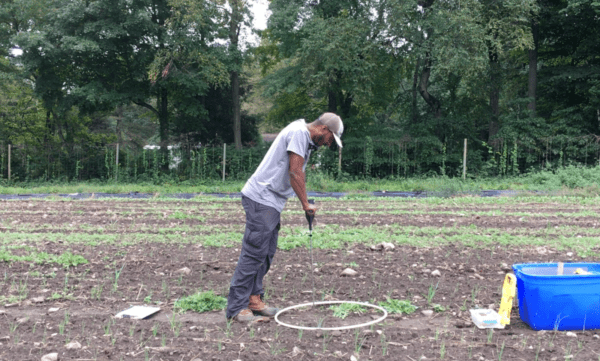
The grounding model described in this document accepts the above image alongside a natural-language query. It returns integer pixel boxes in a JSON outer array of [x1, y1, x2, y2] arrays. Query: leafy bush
[[525, 165, 600, 190]]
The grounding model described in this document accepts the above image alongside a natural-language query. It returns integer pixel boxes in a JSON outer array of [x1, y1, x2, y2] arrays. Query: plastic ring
[[274, 300, 388, 331]]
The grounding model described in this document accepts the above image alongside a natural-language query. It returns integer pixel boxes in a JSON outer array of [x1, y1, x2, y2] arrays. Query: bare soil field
[[1, 196, 600, 361]]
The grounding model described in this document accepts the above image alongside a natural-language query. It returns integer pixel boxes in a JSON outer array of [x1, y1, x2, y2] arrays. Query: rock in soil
[[65, 340, 82, 349], [175, 267, 191, 275], [41, 353, 59, 361], [341, 268, 358, 276], [370, 242, 395, 251], [500, 263, 511, 272], [292, 346, 302, 356]]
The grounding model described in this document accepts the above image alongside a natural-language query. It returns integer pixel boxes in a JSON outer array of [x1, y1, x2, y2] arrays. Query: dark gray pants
[[226, 196, 281, 318]]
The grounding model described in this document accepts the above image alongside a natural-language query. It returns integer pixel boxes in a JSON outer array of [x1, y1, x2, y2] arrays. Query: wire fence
[[1, 134, 599, 183]]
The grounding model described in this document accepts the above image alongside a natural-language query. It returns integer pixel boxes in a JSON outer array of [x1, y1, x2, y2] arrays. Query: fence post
[[338, 147, 342, 175], [8, 144, 11, 182], [115, 143, 119, 182], [222, 143, 226, 182], [462, 138, 467, 180]]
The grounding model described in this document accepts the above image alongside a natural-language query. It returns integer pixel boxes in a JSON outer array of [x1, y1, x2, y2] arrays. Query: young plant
[[224, 319, 233, 338], [113, 263, 125, 292], [354, 329, 366, 354], [91, 284, 103, 300], [269, 342, 286, 356], [427, 281, 439, 304], [104, 318, 113, 335], [9, 321, 20, 334], [169, 313, 182, 337], [322, 332, 332, 353], [380, 332, 388, 356], [162, 280, 171, 299], [487, 329, 494, 343], [471, 285, 480, 305], [498, 340, 506, 361]]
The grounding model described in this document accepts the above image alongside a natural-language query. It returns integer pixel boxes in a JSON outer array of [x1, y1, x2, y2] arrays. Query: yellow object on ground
[[498, 273, 517, 325], [575, 268, 592, 275]]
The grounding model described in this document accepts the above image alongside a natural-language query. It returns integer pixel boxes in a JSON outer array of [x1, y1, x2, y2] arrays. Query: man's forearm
[[289, 168, 309, 209]]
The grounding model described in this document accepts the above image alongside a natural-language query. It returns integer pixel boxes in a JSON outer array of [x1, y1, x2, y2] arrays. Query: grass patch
[[174, 290, 227, 313]]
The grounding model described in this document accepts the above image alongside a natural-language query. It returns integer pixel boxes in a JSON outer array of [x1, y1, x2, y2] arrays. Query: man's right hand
[[304, 202, 317, 217]]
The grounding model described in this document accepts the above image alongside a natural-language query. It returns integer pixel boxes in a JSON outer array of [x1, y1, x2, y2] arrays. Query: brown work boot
[[232, 309, 269, 323], [249, 295, 279, 317]]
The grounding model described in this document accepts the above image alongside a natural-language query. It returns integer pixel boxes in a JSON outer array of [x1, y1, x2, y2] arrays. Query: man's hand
[[304, 202, 317, 217]]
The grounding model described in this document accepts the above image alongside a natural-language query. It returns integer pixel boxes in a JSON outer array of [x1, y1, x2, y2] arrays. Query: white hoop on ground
[[274, 300, 388, 331]]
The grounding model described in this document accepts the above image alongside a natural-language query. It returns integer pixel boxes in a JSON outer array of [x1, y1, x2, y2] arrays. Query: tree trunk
[[412, 58, 421, 123], [231, 70, 241, 149], [341, 92, 352, 119], [418, 54, 441, 118], [328, 90, 337, 113], [229, 0, 242, 149], [489, 51, 500, 142], [158, 86, 169, 172], [527, 19, 539, 114]]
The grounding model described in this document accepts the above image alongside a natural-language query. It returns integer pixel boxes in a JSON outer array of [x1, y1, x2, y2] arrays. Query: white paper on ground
[[470, 309, 505, 329], [115, 305, 160, 319]]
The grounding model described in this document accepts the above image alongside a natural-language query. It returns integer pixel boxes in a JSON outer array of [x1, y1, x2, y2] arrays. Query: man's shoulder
[[282, 119, 307, 133]]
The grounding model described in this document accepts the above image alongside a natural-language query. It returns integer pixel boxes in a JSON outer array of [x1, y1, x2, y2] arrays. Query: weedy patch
[[0, 249, 88, 268], [329, 303, 367, 319], [378, 298, 418, 315], [174, 290, 227, 313]]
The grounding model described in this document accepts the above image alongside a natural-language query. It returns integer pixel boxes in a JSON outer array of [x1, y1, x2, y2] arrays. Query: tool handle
[[305, 199, 315, 231]]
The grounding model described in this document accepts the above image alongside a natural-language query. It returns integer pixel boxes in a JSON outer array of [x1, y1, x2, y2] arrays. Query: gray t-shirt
[[241, 119, 314, 212]]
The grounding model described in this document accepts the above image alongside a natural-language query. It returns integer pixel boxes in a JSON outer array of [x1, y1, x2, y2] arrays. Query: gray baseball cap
[[316, 112, 344, 148]]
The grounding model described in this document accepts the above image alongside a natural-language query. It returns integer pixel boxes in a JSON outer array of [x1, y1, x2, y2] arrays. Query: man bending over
[[226, 112, 344, 323]]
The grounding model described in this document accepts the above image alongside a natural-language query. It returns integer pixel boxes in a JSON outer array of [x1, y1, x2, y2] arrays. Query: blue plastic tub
[[513, 263, 600, 330]]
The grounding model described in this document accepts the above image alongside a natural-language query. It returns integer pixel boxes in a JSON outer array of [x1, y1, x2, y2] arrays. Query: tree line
[[1, 0, 599, 182]]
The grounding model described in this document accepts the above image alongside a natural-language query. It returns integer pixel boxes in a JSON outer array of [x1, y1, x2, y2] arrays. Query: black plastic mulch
[[0, 190, 529, 200]]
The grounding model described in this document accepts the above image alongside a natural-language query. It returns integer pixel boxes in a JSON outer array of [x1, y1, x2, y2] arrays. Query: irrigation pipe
[[274, 300, 388, 331]]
